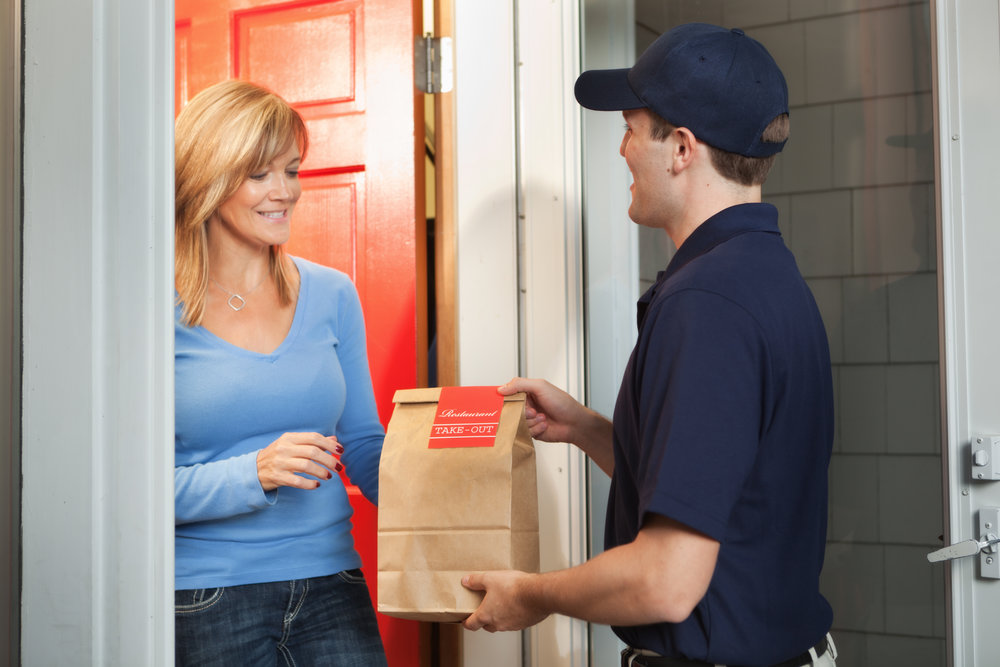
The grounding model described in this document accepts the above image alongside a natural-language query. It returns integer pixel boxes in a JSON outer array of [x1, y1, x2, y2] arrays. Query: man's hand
[[461, 570, 549, 632], [498, 377, 615, 475]]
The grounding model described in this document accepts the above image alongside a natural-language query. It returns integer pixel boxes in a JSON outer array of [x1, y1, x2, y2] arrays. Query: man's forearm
[[519, 516, 719, 626], [571, 408, 615, 476]]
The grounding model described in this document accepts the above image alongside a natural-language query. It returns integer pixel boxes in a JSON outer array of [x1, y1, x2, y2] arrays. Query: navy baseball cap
[[575, 23, 788, 157]]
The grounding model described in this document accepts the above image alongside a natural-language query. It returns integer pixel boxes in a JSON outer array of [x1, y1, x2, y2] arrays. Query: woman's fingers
[[257, 432, 345, 491]]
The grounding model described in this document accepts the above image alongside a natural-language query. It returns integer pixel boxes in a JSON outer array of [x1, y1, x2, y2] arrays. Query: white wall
[[20, 0, 174, 663]]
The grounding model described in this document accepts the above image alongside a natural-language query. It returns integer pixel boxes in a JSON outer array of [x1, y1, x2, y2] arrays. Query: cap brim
[[574, 68, 645, 111]]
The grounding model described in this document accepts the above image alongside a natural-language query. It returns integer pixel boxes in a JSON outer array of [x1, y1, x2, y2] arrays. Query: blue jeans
[[175, 570, 388, 666]]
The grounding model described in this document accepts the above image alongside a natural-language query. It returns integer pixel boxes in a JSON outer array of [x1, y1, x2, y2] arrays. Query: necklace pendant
[[227, 294, 247, 311]]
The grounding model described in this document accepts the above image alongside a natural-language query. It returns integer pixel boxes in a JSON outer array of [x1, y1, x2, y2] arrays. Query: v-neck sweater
[[174, 256, 384, 589]]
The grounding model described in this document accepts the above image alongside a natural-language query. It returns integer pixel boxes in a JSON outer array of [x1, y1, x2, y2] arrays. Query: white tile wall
[[905, 92, 936, 184], [792, 0, 906, 22], [832, 96, 910, 189], [750, 23, 807, 107], [793, 0, 864, 20], [807, 277, 844, 364], [805, 14, 867, 104], [842, 275, 889, 363], [874, 4, 932, 97], [866, 633, 948, 666], [839, 365, 888, 453], [765, 193, 792, 240], [852, 184, 933, 275], [884, 545, 939, 636], [831, 366, 842, 451], [829, 454, 880, 540], [820, 542, 885, 632], [886, 363, 940, 454], [887, 272, 938, 362], [789, 190, 853, 277], [722, 0, 789, 29], [877, 455, 942, 544], [772, 104, 834, 193]]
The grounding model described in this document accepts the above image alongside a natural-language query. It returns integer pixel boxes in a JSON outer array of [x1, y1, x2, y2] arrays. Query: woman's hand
[[256, 432, 343, 491]]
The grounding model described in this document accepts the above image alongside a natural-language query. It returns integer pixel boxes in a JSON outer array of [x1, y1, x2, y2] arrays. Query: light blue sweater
[[174, 256, 384, 590]]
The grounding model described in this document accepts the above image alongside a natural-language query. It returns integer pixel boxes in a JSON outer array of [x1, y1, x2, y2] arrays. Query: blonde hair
[[174, 80, 308, 326]]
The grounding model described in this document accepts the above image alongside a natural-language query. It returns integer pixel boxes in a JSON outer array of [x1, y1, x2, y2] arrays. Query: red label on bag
[[428, 386, 503, 448]]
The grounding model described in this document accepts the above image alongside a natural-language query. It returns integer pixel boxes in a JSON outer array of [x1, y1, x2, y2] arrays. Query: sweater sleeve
[[332, 281, 384, 505], [174, 450, 277, 525]]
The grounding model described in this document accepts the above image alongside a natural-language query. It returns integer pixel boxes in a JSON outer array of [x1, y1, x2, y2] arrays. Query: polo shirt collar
[[636, 202, 780, 329]]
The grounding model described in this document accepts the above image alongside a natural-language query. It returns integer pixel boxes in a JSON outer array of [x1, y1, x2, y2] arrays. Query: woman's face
[[210, 142, 302, 251]]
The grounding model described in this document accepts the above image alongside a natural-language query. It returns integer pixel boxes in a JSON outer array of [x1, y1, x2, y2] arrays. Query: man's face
[[620, 108, 676, 229]]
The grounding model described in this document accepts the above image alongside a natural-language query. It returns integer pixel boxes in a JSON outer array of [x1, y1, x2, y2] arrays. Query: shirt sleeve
[[636, 288, 768, 541], [174, 450, 277, 525], [332, 280, 384, 506]]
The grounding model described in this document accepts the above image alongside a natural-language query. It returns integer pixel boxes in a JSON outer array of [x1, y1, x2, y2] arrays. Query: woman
[[173, 80, 387, 666]]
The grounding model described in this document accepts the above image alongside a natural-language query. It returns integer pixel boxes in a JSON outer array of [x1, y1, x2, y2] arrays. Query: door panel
[[175, 0, 421, 663]]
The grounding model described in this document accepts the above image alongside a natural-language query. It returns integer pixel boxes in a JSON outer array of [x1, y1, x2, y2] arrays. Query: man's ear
[[671, 127, 698, 172]]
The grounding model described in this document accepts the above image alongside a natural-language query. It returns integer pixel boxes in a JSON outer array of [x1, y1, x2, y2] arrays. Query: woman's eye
[[249, 172, 267, 181], [286, 170, 299, 178]]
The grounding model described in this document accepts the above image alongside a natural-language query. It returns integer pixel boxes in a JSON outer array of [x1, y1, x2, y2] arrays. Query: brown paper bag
[[377, 386, 539, 622]]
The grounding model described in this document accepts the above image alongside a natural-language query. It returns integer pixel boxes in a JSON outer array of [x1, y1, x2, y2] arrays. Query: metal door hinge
[[415, 34, 453, 94]]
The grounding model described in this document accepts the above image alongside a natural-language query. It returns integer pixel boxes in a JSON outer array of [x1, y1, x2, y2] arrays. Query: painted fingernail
[[326, 471, 333, 480], [335, 462, 343, 472], [335, 445, 344, 454]]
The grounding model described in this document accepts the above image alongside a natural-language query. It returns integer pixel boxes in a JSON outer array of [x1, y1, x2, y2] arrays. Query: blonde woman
[[173, 80, 387, 666]]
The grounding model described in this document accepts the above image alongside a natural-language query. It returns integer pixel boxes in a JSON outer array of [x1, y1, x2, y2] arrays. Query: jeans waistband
[[621, 634, 830, 667]]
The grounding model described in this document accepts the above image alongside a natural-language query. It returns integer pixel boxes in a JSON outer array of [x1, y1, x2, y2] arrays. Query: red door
[[175, 0, 422, 663]]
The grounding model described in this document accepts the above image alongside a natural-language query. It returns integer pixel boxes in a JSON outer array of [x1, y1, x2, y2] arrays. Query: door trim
[[934, 0, 1000, 664], [2, 0, 22, 662], [20, 0, 174, 662]]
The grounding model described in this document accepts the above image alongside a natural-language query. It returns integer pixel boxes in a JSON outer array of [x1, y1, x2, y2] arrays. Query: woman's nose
[[271, 176, 293, 199]]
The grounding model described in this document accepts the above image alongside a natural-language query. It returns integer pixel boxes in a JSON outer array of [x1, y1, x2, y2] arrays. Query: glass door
[[585, 2, 944, 664]]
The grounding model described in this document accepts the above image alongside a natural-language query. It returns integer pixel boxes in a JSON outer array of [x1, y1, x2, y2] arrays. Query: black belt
[[621, 635, 829, 667]]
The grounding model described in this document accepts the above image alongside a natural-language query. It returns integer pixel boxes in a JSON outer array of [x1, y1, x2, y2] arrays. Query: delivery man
[[462, 22, 837, 667]]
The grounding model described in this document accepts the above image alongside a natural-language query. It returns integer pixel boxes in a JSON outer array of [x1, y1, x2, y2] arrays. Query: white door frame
[[935, 0, 1000, 665], [20, 0, 175, 663], [451, 0, 589, 664]]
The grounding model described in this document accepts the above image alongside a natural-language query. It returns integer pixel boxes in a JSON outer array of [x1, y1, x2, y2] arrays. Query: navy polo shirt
[[608, 203, 834, 665]]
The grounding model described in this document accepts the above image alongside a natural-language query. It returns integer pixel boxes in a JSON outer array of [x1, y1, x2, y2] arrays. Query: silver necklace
[[210, 275, 266, 311]]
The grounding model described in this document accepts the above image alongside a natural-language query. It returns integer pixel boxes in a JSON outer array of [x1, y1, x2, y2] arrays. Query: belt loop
[[825, 633, 838, 662], [620, 647, 644, 667]]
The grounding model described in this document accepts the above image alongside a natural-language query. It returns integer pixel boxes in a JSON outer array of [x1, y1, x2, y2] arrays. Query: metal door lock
[[927, 507, 1000, 578], [971, 434, 1000, 480]]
